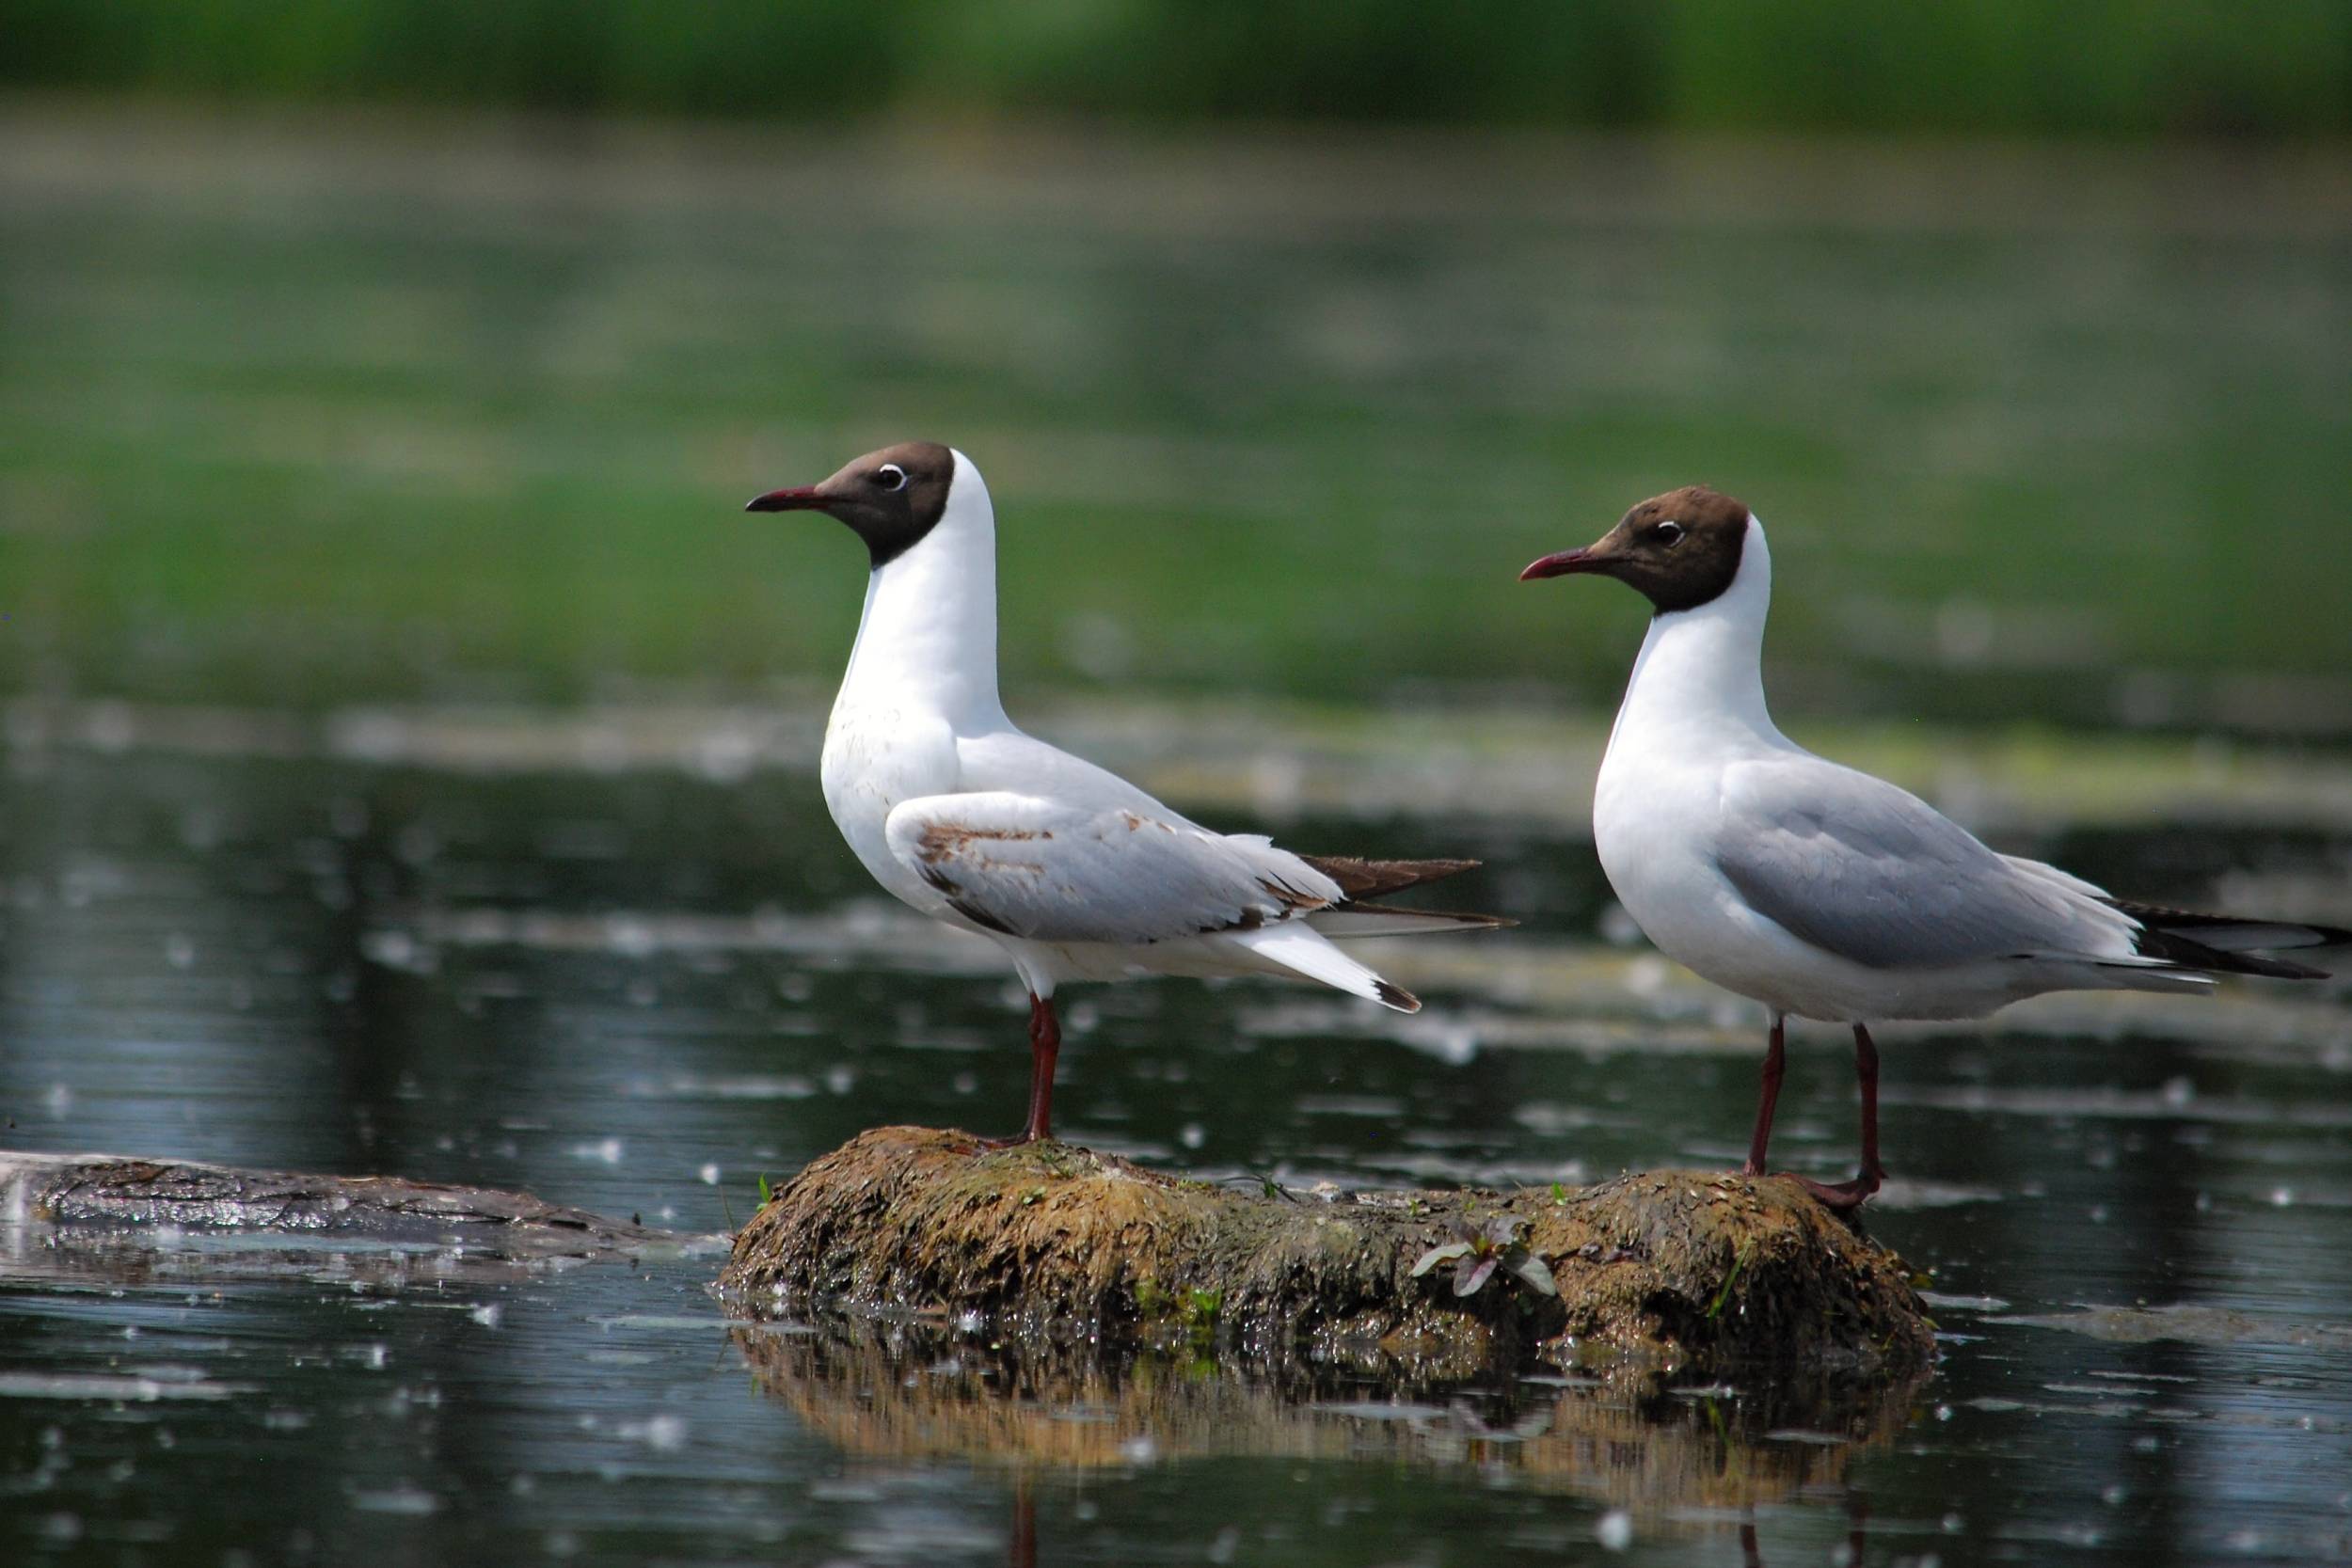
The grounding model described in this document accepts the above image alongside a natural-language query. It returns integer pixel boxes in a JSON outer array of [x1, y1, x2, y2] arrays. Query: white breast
[[816, 450, 1005, 911], [820, 697, 958, 908]]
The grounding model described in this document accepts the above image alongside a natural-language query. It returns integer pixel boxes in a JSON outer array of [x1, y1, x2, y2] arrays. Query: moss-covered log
[[722, 1127, 1933, 1375]]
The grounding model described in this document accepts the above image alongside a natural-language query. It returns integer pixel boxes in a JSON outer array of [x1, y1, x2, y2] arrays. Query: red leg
[[1853, 1023, 1883, 1189], [1746, 1016, 1885, 1211], [966, 992, 1063, 1150], [1781, 1024, 1885, 1209], [1743, 1013, 1788, 1177], [1019, 991, 1061, 1145]]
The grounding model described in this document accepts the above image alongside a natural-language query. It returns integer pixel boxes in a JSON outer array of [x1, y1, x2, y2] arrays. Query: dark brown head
[[1518, 485, 1753, 615], [745, 441, 958, 570]]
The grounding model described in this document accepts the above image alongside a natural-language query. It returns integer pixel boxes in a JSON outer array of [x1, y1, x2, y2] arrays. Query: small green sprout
[[1707, 1243, 1755, 1320], [1412, 1215, 1558, 1299], [1549, 1181, 1567, 1205], [755, 1173, 773, 1206]]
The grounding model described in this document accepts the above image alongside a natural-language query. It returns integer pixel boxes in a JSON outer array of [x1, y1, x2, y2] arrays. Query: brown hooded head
[[744, 441, 958, 569], [1518, 485, 1752, 615]]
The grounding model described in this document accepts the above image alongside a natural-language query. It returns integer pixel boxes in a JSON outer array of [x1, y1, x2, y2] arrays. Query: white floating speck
[[1596, 1509, 1634, 1551], [618, 1414, 688, 1452]]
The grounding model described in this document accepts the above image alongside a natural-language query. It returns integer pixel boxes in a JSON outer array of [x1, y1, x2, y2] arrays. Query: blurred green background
[[8, 1, 2351, 135], [1, 4, 2348, 736]]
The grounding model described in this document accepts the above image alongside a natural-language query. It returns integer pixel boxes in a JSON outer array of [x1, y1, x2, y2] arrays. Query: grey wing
[[1715, 757, 2132, 969], [882, 791, 1343, 944]]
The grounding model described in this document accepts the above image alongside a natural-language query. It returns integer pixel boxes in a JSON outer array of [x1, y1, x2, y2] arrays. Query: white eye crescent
[[1655, 519, 1684, 545], [876, 464, 908, 492]]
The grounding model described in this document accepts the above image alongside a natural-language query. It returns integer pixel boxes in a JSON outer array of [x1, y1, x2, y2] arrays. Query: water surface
[[3, 719, 2349, 1565]]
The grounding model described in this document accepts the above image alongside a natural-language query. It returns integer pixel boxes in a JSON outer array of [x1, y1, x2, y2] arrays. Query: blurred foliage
[[3, 109, 2347, 731], [3, 0, 2351, 136]]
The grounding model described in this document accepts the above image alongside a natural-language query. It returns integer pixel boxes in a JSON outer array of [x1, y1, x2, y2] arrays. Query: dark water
[[4, 732, 2351, 1565]]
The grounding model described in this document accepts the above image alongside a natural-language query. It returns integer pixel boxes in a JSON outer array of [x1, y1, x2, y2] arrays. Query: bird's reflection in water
[[1009, 1479, 1036, 1568], [1739, 1494, 1868, 1567]]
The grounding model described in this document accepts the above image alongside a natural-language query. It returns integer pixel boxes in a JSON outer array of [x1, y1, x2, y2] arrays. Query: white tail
[[1226, 924, 1420, 1012]]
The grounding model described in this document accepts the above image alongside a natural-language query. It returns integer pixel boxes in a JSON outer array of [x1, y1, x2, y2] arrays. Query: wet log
[[721, 1127, 1934, 1376], [0, 1150, 712, 1286]]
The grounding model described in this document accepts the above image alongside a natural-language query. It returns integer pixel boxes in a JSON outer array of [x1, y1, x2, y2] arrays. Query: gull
[[1521, 486, 2347, 1207], [746, 442, 1501, 1144]]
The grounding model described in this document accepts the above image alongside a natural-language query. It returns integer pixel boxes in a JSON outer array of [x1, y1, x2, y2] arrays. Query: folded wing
[[882, 791, 1344, 945], [1716, 757, 2134, 969]]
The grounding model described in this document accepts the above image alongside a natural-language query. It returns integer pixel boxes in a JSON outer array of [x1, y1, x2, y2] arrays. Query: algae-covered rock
[[720, 1127, 1933, 1375]]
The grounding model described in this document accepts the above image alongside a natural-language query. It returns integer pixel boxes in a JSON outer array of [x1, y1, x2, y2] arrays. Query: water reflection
[[2, 730, 2350, 1563], [737, 1317, 1924, 1518]]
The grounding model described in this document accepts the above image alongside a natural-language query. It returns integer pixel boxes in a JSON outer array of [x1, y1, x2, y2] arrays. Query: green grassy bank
[[3, 2, 2350, 136], [2, 107, 2348, 732]]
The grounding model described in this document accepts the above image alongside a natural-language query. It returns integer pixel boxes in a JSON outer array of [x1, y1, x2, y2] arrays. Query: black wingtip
[[2116, 900, 2348, 981], [1334, 901, 1515, 931], [1374, 979, 1422, 1013]]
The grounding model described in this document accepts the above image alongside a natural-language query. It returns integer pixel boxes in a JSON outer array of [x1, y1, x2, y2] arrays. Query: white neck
[[836, 449, 1009, 731], [1609, 515, 1788, 755]]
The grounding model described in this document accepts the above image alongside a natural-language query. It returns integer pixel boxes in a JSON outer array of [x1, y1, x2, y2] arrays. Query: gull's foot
[[1779, 1167, 1885, 1212], [965, 1136, 1026, 1153], [961, 1131, 1045, 1153], [1739, 1161, 1884, 1211], [1784, 1174, 1872, 1211]]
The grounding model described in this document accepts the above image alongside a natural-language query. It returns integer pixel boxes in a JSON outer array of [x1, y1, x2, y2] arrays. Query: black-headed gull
[[1522, 485, 2347, 1208], [747, 442, 1501, 1145]]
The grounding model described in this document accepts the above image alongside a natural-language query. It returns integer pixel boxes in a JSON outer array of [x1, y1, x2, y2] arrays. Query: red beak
[[1518, 547, 1599, 581], [744, 486, 828, 514]]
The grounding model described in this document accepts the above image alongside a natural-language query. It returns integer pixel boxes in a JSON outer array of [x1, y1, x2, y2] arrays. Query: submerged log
[[722, 1127, 1934, 1375], [0, 1150, 711, 1286]]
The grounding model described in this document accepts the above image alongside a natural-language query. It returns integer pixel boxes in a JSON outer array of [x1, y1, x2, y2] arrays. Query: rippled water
[[3, 720, 2351, 1565]]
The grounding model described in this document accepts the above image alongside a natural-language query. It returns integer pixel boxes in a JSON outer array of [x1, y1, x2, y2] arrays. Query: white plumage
[[1592, 517, 2206, 1026], [1531, 486, 2344, 1206], [759, 444, 1495, 1142]]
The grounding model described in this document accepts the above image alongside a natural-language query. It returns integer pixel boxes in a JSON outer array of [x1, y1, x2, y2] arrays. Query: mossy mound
[[721, 1127, 1932, 1376]]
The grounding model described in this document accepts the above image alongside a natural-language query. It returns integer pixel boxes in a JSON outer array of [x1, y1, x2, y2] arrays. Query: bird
[[745, 442, 1502, 1145], [1520, 485, 2348, 1208]]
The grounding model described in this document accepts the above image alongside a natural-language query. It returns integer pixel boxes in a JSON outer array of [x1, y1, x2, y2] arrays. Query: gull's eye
[[874, 463, 908, 492], [1653, 520, 1685, 546]]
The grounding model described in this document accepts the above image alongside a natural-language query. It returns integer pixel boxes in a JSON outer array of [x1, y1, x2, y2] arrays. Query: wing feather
[[1716, 758, 2130, 970], [882, 792, 1343, 945]]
